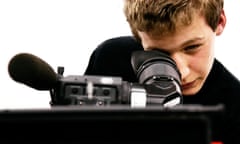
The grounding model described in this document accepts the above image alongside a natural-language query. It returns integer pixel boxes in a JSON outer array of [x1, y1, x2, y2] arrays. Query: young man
[[84, 0, 240, 143]]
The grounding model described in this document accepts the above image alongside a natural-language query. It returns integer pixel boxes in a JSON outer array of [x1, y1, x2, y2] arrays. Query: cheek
[[189, 47, 214, 77]]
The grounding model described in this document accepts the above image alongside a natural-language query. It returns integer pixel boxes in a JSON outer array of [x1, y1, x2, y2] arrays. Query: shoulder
[[187, 59, 240, 104], [84, 36, 143, 82], [207, 59, 240, 97], [210, 59, 240, 108], [212, 60, 240, 143], [88, 35, 143, 65], [94, 36, 143, 54], [213, 59, 240, 88]]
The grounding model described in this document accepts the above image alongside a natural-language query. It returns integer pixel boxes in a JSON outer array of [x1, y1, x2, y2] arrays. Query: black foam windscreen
[[8, 53, 58, 90]]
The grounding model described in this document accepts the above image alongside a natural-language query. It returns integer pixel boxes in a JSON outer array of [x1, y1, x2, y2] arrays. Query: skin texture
[[137, 12, 226, 96]]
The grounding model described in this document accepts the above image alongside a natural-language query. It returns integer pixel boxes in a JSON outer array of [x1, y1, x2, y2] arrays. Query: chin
[[182, 81, 203, 96], [182, 88, 200, 96]]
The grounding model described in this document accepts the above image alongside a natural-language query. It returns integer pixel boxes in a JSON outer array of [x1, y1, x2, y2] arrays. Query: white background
[[0, 0, 240, 109]]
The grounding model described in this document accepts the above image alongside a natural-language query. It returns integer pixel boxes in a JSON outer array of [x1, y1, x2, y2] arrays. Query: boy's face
[[137, 14, 225, 96]]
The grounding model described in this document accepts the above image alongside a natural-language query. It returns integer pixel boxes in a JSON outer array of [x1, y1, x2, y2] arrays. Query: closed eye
[[184, 44, 202, 52]]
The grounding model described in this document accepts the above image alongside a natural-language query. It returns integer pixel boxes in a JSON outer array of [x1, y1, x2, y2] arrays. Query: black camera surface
[[50, 50, 182, 107]]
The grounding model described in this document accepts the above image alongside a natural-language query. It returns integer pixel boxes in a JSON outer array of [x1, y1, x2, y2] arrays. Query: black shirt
[[84, 36, 240, 144]]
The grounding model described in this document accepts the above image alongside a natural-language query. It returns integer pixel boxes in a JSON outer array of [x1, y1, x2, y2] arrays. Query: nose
[[171, 53, 190, 80]]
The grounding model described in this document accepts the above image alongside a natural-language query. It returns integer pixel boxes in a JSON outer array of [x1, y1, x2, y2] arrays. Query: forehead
[[138, 15, 211, 50]]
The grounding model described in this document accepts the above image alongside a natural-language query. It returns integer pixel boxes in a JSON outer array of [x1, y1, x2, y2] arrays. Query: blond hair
[[124, 0, 224, 40]]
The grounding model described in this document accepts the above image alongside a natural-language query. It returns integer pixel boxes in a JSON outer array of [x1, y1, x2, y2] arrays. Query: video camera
[[50, 50, 182, 107]]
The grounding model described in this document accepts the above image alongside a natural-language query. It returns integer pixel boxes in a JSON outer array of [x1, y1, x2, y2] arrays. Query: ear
[[216, 9, 227, 35]]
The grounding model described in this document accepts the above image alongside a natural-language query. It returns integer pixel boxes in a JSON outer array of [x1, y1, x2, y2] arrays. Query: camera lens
[[131, 50, 182, 106], [131, 50, 181, 85]]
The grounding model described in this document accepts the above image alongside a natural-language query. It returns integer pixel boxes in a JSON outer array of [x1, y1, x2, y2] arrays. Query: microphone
[[8, 53, 58, 90]]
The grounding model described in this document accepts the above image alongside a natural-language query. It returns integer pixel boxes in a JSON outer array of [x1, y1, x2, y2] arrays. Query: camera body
[[50, 50, 183, 107], [50, 72, 181, 108], [51, 74, 131, 106]]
